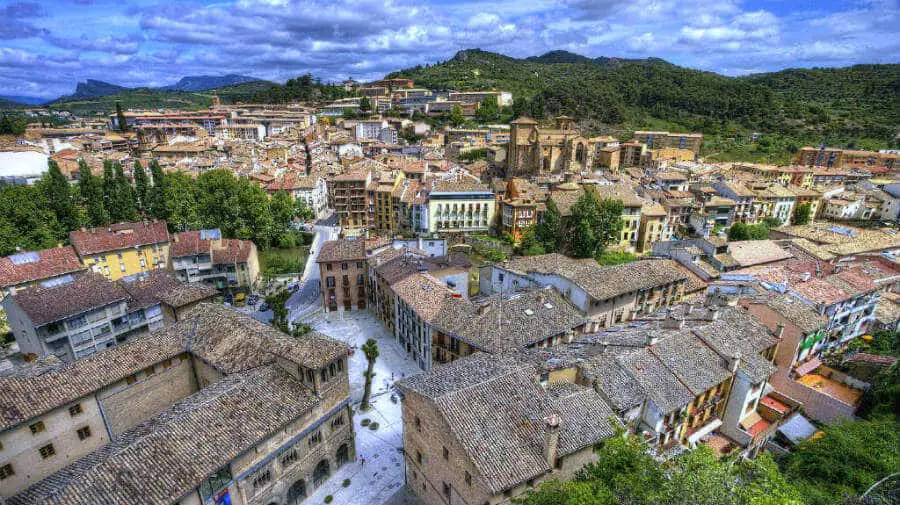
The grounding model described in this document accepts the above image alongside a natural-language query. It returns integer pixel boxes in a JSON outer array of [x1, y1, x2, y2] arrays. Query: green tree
[[101, 160, 116, 217], [728, 222, 769, 241], [269, 190, 296, 247], [516, 226, 546, 256], [112, 162, 138, 221], [147, 159, 168, 220], [448, 104, 466, 127], [132, 161, 149, 212], [0, 185, 61, 256], [161, 172, 200, 232], [568, 193, 623, 258], [359, 96, 372, 114], [195, 170, 275, 247], [77, 159, 108, 226], [535, 199, 562, 252], [475, 96, 500, 122], [360, 338, 379, 411], [782, 417, 900, 505], [115, 101, 128, 132], [793, 203, 812, 225], [294, 198, 315, 222], [40, 160, 78, 233]]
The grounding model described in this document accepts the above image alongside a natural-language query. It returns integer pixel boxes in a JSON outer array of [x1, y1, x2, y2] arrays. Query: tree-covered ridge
[[388, 49, 899, 156]]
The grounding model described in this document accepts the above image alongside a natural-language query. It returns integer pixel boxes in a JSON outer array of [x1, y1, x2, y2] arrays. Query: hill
[[388, 49, 899, 161], [161, 74, 260, 92], [63, 79, 130, 100], [0, 95, 48, 106]]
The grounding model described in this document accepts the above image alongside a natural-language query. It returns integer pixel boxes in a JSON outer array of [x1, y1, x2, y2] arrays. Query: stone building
[[397, 353, 620, 505], [1, 304, 353, 505], [507, 116, 605, 176], [317, 239, 367, 312], [170, 229, 261, 291], [0, 246, 86, 300]]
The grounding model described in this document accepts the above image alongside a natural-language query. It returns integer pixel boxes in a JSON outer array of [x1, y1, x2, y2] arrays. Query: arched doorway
[[287, 479, 306, 505], [575, 143, 586, 166], [313, 459, 330, 487], [336, 443, 349, 467]]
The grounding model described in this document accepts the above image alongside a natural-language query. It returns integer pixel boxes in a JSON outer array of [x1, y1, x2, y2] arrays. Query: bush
[[342, 479, 351, 487], [360, 418, 371, 426], [368, 422, 379, 430], [324, 495, 333, 503]]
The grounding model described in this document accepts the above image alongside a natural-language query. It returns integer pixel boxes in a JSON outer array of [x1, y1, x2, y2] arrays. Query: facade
[[498, 178, 547, 241], [795, 146, 898, 169], [317, 239, 367, 312], [265, 173, 329, 219], [332, 171, 372, 231], [170, 229, 261, 291], [633, 131, 703, 154], [0, 304, 352, 505], [483, 255, 688, 331], [69, 221, 170, 281], [507, 116, 601, 175], [447, 90, 513, 107], [638, 200, 670, 254], [398, 353, 619, 505], [426, 175, 496, 235], [2, 271, 211, 362], [0, 247, 86, 300]]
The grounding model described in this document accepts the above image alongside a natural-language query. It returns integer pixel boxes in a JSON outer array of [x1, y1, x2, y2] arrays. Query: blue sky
[[1, 0, 898, 99]]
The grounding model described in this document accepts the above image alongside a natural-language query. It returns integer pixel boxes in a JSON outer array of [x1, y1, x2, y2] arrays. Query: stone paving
[[302, 310, 424, 505]]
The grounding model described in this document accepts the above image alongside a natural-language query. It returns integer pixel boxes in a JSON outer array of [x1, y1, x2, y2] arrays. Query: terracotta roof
[[317, 239, 365, 263], [7, 273, 130, 327], [69, 221, 169, 256], [0, 247, 85, 289]]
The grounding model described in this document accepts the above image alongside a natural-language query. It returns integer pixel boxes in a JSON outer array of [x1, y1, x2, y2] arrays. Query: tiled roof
[[727, 240, 793, 267], [392, 273, 455, 324], [8, 273, 130, 327], [9, 365, 318, 505], [69, 221, 169, 256], [316, 239, 365, 263], [398, 353, 618, 494], [118, 270, 215, 309], [580, 354, 645, 412], [741, 294, 827, 334], [212, 239, 254, 263], [0, 304, 346, 432], [0, 247, 85, 289]]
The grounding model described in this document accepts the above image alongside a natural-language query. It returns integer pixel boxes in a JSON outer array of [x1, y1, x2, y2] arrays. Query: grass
[[260, 246, 309, 276]]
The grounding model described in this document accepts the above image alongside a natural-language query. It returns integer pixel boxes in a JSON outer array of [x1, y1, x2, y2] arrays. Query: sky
[[1, 0, 898, 99]]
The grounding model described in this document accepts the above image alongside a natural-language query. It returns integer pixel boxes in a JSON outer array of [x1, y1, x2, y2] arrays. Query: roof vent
[[524, 308, 535, 316]]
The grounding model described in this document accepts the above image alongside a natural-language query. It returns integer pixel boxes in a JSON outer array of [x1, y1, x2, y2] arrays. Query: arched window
[[313, 459, 330, 487], [287, 479, 307, 504], [337, 443, 350, 467]]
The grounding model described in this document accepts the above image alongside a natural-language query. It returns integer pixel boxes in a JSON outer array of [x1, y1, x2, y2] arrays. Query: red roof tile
[[0, 247, 85, 289], [69, 222, 169, 256]]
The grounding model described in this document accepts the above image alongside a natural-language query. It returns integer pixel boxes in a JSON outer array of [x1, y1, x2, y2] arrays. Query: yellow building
[[732, 163, 792, 186], [638, 200, 670, 254], [788, 186, 822, 223], [588, 184, 644, 252], [69, 222, 170, 280], [370, 171, 405, 234], [634, 130, 703, 154]]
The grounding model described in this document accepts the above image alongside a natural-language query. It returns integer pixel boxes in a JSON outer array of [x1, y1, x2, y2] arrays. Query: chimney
[[646, 334, 660, 346], [707, 307, 720, 321], [727, 352, 741, 373], [775, 323, 785, 338], [834, 265, 842, 274], [543, 412, 561, 469], [661, 308, 684, 330], [538, 292, 546, 304], [685, 304, 694, 316]]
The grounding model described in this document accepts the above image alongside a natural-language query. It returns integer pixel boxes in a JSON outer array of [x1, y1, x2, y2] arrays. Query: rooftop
[[0, 246, 85, 289], [69, 221, 169, 256], [317, 239, 366, 263]]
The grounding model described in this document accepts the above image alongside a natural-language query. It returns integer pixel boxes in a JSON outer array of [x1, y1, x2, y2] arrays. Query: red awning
[[794, 357, 822, 377]]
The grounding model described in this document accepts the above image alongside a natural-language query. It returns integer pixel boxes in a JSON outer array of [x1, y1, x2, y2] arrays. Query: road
[[286, 217, 339, 321]]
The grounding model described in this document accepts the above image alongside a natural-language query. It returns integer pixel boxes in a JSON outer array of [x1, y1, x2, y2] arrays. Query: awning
[[687, 418, 723, 445], [794, 357, 822, 377], [777, 414, 818, 445]]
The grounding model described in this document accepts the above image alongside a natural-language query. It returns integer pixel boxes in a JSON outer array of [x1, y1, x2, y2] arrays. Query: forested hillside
[[389, 49, 899, 162]]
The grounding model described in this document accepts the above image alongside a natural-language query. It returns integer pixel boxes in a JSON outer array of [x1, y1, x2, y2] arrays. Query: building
[[483, 255, 688, 331], [69, 221, 170, 281], [795, 146, 898, 169], [332, 171, 372, 231], [426, 175, 496, 235], [0, 305, 353, 505], [447, 90, 513, 107], [507, 116, 601, 175], [633, 131, 703, 154], [170, 229, 260, 291], [689, 197, 735, 237], [637, 200, 670, 254], [317, 239, 367, 312], [590, 184, 644, 251], [2, 271, 213, 362], [265, 172, 329, 219], [498, 178, 547, 241], [398, 353, 620, 505], [0, 247, 86, 300]]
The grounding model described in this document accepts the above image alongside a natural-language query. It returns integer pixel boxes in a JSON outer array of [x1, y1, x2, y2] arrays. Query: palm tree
[[360, 338, 379, 410]]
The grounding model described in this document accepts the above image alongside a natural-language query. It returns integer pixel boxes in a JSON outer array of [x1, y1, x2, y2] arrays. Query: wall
[[80, 242, 169, 281], [97, 353, 198, 436]]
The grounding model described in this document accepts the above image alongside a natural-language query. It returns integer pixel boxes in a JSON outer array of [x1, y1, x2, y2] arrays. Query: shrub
[[369, 422, 379, 430], [342, 479, 351, 487], [360, 418, 371, 426], [324, 495, 333, 503]]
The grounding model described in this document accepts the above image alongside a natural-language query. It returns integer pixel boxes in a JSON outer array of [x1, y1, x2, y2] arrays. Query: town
[[0, 60, 899, 505]]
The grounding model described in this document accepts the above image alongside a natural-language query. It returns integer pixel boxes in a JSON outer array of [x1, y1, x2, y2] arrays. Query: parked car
[[233, 292, 246, 307], [287, 283, 299, 293], [258, 302, 269, 312], [247, 294, 260, 305]]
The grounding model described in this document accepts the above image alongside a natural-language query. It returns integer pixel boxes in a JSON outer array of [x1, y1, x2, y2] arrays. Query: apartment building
[[637, 200, 670, 253], [426, 175, 496, 234], [317, 239, 367, 312], [0, 246, 86, 300], [689, 196, 736, 237], [2, 271, 212, 362], [590, 184, 644, 251], [483, 255, 688, 331], [170, 229, 260, 291], [69, 221, 170, 281], [398, 353, 619, 505], [332, 170, 372, 231], [265, 172, 329, 219], [0, 305, 352, 505], [498, 178, 546, 241], [447, 90, 513, 106], [796, 146, 898, 169], [633, 131, 703, 154]]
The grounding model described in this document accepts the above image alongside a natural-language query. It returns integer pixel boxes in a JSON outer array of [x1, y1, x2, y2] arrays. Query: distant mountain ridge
[[0, 95, 49, 105], [64, 79, 130, 100], [160, 74, 259, 92]]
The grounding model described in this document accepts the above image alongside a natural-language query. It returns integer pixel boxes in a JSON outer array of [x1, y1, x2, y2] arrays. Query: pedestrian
[[358, 454, 363, 465], [391, 372, 395, 381], [361, 457, 366, 466]]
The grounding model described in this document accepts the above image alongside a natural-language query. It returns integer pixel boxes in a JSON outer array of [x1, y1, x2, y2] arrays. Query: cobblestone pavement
[[302, 310, 424, 505]]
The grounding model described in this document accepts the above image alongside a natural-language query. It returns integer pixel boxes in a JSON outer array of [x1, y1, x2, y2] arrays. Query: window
[[77, 426, 92, 440], [120, 262, 126, 272], [356, 261, 363, 269], [332, 414, 345, 429], [326, 263, 333, 271], [326, 276, 335, 288], [252, 469, 272, 490], [306, 369, 315, 382], [336, 359, 343, 372], [442, 446, 449, 460], [29, 421, 45, 435], [320, 369, 327, 382], [68, 404, 83, 416], [309, 431, 322, 447], [443, 482, 451, 500], [416, 451, 423, 464], [0, 464, 13, 480], [329, 363, 336, 377], [126, 375, 137, 385], [415, 416, 421, 432], [39, 444, 56, 458], [465, 471, 472, 486], [341, 262, 348, 270], [281, 449, 298, 467]]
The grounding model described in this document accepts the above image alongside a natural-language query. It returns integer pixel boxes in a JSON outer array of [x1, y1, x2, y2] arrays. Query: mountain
[[161, 74, 260, 92], [0, 95, 49, 106], [388, 49, 899, 160], [63, 79, 130, 100]]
